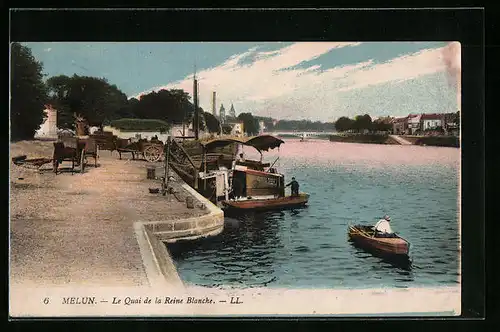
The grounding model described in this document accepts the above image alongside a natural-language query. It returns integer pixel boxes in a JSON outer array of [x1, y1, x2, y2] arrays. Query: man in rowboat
[[372, 215, 397, 238]]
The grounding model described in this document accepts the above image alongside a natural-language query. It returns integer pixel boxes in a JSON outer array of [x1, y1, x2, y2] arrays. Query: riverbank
[[9, 140, 222, 290], [329, 134, 400, 145], [402, 135, 460, 148], [329, 134, 459, 147]]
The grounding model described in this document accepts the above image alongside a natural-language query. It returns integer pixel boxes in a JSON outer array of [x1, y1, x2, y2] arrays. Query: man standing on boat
[[286, 177, 300, 197], [372, 215, 396, 238]]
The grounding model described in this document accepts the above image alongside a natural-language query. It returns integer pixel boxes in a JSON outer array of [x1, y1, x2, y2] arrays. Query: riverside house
[[407, 114, 422, 135], [392, 117, 408, 135], [226, 121, 245, 137], [443, 112, 459, 136], [420, 113, 444, 131], [390, 112, 458, 136]]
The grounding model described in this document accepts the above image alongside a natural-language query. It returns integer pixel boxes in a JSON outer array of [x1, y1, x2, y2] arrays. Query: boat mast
[[193, 63, 199, 141]]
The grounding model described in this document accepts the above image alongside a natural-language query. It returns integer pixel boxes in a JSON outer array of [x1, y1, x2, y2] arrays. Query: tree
[[237, 112, 259, 135], [203, 112, 221, 134], [334, 117, 354, 132], [353, 114, 372, 132], [10, 42, 48, 140], [372, 117, 393, 132], [47, 74, 129, 129], [131, 89, 192, 124], [191, 107, 206, 132]]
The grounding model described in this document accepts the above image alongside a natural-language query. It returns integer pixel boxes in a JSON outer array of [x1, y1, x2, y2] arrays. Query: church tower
[[229, 103, 236, 118], [219, 104, 226, 124]]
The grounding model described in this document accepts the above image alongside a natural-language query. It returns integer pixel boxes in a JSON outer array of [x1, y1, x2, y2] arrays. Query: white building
[[228, 122, 244, 137], [34, 104, 58, 139], [170, 124, 194, 138], [258, 120, 266, 134], [421, 114, 443, 131]]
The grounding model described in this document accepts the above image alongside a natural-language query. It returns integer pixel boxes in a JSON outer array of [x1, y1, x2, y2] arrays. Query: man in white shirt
[[372, 215, 395, 237]]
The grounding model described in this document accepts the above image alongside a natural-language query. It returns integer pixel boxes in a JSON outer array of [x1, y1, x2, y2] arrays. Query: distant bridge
[[265, 131, 337, 138]]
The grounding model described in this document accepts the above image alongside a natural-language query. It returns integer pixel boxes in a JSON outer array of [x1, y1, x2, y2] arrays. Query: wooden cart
[[116, 138, 164, 162], [52, 137, 99, 174]]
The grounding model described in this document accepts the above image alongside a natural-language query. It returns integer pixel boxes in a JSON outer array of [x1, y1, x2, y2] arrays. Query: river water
[[167, 139, 460, 289]]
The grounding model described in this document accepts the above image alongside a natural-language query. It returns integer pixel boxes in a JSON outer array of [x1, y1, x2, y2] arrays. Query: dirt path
[[10, 141, 206, 288]]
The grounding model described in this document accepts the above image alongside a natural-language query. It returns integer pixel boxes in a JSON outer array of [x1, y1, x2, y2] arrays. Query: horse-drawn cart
[[116, 138, 164, 162], [12, 137, 99, 174]]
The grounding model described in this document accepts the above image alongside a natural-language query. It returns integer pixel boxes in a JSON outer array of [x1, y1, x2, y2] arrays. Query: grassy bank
[[403, 136, 459, 148], [329, 134, 459, 147], [110, 118, 170, 132], [329, 134, 398, 145]]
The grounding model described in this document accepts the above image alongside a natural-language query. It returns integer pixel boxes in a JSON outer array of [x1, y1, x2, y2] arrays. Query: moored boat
[[348, 225, 410, 257], [221, 193, 310, 212], [198, 135, 310, 212]]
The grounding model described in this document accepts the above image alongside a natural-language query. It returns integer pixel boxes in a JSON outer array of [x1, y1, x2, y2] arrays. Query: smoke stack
[[212, 91, 217, 116], [442, 42, 461, 112]]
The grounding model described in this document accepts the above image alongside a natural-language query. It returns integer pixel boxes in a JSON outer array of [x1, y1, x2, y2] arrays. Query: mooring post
[[193, 168, 198, 190], [163, 136, 171, 196]]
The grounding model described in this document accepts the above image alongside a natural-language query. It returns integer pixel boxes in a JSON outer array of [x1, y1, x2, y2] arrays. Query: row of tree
[[10, 42, 226, 140], [334, 114, 392, 132]]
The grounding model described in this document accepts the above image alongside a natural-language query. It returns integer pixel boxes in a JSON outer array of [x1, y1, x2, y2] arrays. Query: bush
[[110, 118, 170, 132]]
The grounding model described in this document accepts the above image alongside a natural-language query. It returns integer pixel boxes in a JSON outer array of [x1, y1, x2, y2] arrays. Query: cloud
[[337, 47, 447, 92], [441, 42, 461, 111], [132, 42, 457, 121]]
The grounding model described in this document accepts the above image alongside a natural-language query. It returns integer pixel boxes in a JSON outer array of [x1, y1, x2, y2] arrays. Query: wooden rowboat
[[221, 193, 309, 212], [348, 225, 410, 257]]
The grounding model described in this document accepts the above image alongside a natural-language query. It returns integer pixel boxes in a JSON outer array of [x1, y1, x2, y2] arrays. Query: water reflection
[[167, 211, 286, 288], [350, 243, 414, 272]]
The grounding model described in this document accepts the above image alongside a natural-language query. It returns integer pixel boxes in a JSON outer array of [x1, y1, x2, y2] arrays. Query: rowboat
[[221, 193, 309, 212], [348, 225, 410, 257]]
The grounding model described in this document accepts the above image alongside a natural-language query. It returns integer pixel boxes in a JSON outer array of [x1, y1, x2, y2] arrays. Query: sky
[[23, 41, 461, 122]]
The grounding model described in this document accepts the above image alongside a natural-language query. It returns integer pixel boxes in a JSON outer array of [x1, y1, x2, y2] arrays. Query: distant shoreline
[[328, 134, 460, 148]]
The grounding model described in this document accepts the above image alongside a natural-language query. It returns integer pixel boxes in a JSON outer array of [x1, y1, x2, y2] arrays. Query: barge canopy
[[201, 135, 285, 152]]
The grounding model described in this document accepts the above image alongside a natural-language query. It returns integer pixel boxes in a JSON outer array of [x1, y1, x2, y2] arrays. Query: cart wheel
[[80, 148, 86, 173], [144, 146, 162, 162]]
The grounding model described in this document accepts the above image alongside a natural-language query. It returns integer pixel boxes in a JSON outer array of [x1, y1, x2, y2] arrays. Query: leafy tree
[[10, 42, 48, 140], [353, 114, 372, 132], [237, 112, 259, 135], [47, 74, 129, 128], [372, 117, 393, 132], [131, 89, 192, 124], [203, 111, 221, 134], [191, 107, 206, 132], [334, 117, 354, 132], [116, 97, 139, 118]]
